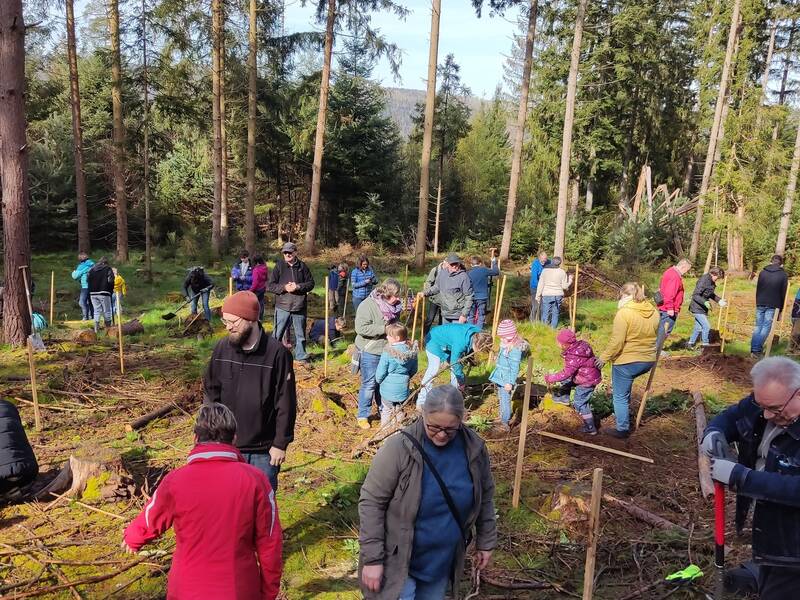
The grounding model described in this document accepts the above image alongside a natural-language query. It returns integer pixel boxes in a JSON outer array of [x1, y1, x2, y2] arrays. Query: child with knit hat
[[544, 328, 601, 435], [489, 320, 528, 431]]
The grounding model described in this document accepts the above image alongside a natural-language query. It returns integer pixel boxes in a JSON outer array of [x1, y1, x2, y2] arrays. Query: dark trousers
[[424, 302, 442, 332], [759, 565, 800, 600]]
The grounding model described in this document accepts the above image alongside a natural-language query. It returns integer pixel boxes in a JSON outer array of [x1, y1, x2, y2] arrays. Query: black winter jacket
[[87, 264, 115, 296], [203, 325, 297, 452], [267, 258, 315, 313], [0, 400, 38, 486], [756, 265, 789, 309], [183, 271, 214, 296], [689, 273, 720, 314]]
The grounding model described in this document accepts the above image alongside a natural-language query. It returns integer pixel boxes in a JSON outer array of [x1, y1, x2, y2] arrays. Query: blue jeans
[[611, 361, 654, 432], [688, 313, 711, 345], [541, 296, 562, 329], [472, 299, 488, 328], [357, 351, 382, 419], [78, 288, 93, 320], [241, 452, 281, 492], [398, 575, 449, 600], [417, 350, 459, 407], [656, 311, 676, 350], [190, 290, 212, 322], [553, 381, 595, 416], [274, 308, 308, 360], [751, 306, 777, 353], [498, 385, 513, 424]]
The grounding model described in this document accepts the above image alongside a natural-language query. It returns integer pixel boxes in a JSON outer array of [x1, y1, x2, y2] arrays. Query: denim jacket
[[706, 395, 800, 566], [488, 345, 525, 387]]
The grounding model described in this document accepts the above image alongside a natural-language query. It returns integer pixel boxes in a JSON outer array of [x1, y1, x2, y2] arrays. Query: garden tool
[[19, 266, 45, 350], [713, 435, 728, 600], [161, 286, 211, 320]]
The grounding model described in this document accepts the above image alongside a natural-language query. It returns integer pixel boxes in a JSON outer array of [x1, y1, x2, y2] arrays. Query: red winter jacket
[[657, 266, 684, 314], [544, 340, 602, 387], [123, 443, 282, 600], [250, 264, 269, 293]]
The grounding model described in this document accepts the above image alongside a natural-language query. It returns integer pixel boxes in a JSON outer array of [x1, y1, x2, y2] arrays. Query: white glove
[[719, 299, 728, 307]]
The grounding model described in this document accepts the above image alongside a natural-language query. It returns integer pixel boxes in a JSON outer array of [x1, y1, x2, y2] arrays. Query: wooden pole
[[512, 356, 534, 508], [693, 392, 715, 498], [571, 263, 579, 330], [49, 271, 55, 326], [536, 430, 654, 464], [764, 309, 781, 357], [720, 303, 732, 354], [117, 292, 124, 374], [582, 467, 603, 600], [324, 276, 329, 377], [491, 273, 501, 330], [716, 275, 728, 330], [403, 264, 409, 310], [228, 277, 233, 297], [492, 275, 508, 339], [342, 277, 350, 321], [26, 338, 42, 431], [420, 296, 426, 350], [411, 294, 420, 345], [634, 356, 662, 430], [779, 283, 793, 339]]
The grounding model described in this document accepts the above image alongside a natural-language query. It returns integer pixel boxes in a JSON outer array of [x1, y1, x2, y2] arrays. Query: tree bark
[[414, 0, 442, 269], [500, 0, 537, 261], [66, 0, 90, 254], [211, 0, 223, 258], [220, 18, 229, 251], [0, 0, 33, 346], [245, 0, 258, 254], [755, 19, 777, 131], [688, 0, 741, 262], [553, 0, 588, 257], [109, 0, 128, 262], [141, 0, 151, 276], [776, 120, 800, 256], [727, 203, 744, 271], [304, 0, 336, 255]]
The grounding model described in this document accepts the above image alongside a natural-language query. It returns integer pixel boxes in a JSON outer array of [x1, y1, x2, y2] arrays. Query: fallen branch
[[480, 571, 552, 590], [126, 403, 179, 432], [692, 391, 715, 498], [535, 430, 655, 464], [602, 494, 688, 534]]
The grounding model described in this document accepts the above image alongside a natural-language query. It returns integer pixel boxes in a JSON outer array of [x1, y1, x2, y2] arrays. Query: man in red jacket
[[122, 404, 282, 600], [656, 258, 692, 351]]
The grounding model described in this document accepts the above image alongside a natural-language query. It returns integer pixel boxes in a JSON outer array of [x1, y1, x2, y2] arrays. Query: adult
[[595, 282, 659, 438], [327, 264, 340, 315], [359, 385, 496, 600], [231, 250, 253, 292], [655, 258, 692, 351], [418, 323, 493, 407], [529, 251, 549, 322], [420, 254, 475, 325], [267, 242, 315, 363], [203, 291, 297, 491], [0, 399, 38, 504], [702, 357, 800, 599], [336, 263, 349, 316], [249, 253, 269, 321], [687, 266, 727, 348], [71, 252, 95, 320], [535, 256, 573, 329], [751, 255, 789, 357], [87, 257, 115, 332], [354, 279, 403, 429], [123, 403, 282, 600], [183, 266, 214, 323], [467, 251, 500, 329], [422, 260, 447, 331], [351, 255, 378, 312]]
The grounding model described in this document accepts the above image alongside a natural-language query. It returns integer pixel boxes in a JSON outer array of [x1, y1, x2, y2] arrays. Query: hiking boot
[[581, 418, 598, 436], [750, 352, 763, 359], [357, 418, 371, 430], [604, 428, 630, 439]]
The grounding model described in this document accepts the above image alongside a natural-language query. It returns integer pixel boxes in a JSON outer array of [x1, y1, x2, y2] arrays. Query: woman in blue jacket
[[351, 255, 377, 312]]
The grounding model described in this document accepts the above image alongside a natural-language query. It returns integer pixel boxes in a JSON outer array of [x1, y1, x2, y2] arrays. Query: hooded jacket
[[87, 263, 115, 296], [489, 343, 527, 387], [425, 323, 481, 381], [231, 261, 254, 292], [183, 270, 214, 296], [0, 400, 38, 487], [375, 342, 419, 401], [250, 264, 269, 294], [657, 266, 685, 314], [535, 265, 572, 300], [355, 296, 395, 355], [689, 274, 721, 314], [600, 300, 659, 365], [756, 264, 789, 309], [424, 267, 474, 320], [266, 258, 315, 313], [545, 339, 602, 387], [71, 259, 95, 289], [351, 266, 378, 301]]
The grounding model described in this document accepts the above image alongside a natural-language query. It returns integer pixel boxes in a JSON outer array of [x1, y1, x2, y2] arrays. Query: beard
[[228, 322, 255, 348]]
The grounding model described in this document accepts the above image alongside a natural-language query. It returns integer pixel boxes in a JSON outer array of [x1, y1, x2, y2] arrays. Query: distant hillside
[[382, 87, 487, 138]]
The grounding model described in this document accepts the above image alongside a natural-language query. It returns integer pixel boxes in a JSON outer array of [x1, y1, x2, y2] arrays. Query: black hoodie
[[756, 264, 789, 309]]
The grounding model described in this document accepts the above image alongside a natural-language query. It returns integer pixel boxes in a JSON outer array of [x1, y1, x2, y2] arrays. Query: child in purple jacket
[[544, 328, 601, 435]]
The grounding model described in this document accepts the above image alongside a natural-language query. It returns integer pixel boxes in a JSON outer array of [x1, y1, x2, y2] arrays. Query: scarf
[[371, 289, 402, 322], [617, 295, 633, 309]]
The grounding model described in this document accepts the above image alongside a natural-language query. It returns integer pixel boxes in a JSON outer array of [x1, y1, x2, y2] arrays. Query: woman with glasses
[[358, 385, 497, 600]]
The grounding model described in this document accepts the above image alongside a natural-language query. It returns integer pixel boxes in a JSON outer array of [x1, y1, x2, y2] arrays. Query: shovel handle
[[714, 481, 725, 567]]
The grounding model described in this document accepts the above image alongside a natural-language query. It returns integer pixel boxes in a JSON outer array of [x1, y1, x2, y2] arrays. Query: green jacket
[[355, 297, 389, 355]]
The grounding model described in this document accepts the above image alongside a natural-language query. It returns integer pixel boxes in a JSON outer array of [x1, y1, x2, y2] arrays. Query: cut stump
[[36, 447, 135, 502]]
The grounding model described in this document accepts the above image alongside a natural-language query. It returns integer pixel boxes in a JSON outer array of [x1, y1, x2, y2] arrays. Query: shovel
[[19, 266, 45, 350], [713, 436, 728, 600], [161, 287, 209, 320]]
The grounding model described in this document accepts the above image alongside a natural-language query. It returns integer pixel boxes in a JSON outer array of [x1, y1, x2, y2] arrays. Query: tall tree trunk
[[776, 119, 800, 256], [211, 0, 223, 257], [0, 0, 32, 346], [109, 0, 127, 262], [553, 0, 588, 257], [304, 0, 336, 255], [220, 19, 229, 251], [414, 0, 442, 269], [500, 0, 537, 260], [245, 0, 258, 254], [568, 178, 580, 215], [66, 0, 90, 254], [727, 203, 744, 271], [433, 178, 442, 254], [618, 109, 637, 202], [755, 19, 777, 130], [771, 20, 796, 143], [141, 0, 151, 276], [688, 0, 741, 262]]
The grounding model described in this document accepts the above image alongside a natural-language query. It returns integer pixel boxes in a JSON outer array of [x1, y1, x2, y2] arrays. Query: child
[[309, 317, 345, 345], [375, 323, 418, 427], [489, 320, 528, 431], [112, 267, 127, 318], [544, 328, 601, 435]]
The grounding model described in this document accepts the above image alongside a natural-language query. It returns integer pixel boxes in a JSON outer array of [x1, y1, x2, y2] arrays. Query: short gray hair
[[677, 258, 691, 269], [194, 403, 237, 444], [375, 278, 401, 299], [751, 357, 800, 391], [422, 385, 465, 420], [550, 256, 562, 267]]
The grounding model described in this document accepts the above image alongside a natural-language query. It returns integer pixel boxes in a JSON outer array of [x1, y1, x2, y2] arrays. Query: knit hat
[[496, 319, 518, 340], [222, 291, 260, 322], [556, 328, 576, 346]]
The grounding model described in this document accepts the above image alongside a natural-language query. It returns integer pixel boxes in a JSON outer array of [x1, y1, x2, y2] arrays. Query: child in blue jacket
[[375, 323, 418, 427], [489, 320, 528, 429]]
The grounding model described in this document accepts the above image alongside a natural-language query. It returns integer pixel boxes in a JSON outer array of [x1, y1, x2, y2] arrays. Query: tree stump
[[71, 329, 97, 345], [104, 318, 144, 337], [37, 446, 135, 502]]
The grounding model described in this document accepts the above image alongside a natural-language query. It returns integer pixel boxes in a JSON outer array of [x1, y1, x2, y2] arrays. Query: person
[[267, 242, 315, 363], [231, 250, 253, 292], [359, 385, 497, 600], [535, 256, 573, 329], [751, 255, 789, 357], [418, 323, 493, 407], [249, 253, 269, 321], [71, 253, 95, 320], [375, 322, 418, 427], [0, 399, 39, 504], [111, 267, 127, 318], [87, 257, 115, 332], [687, 266, 727, 348], [419, 254, 475, 325], [595, 282, 659, 438], [203, 291, 297, 492], [529, 251, 549, 322], [327, 264, 340, 315], [655, 258, 691, 351], [336, 263, 349, 316], [422, 260, 447, 331], [309, 316, 345, 345], [354, 280, 403, 429], [488, 320, 528, 432], [702, 357, 800, 599], [183, 266, 214, 323], [122, 403, 282, 600], [351, 255, 378, 312], [544, 328, 602, 435], [467, 252, 500, 328]]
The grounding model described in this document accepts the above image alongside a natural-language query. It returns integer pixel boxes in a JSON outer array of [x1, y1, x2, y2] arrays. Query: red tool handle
[[714, 481, 725, 567]]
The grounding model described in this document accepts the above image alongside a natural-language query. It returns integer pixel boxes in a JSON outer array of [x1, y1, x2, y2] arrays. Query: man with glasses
[[702, 357, 800, 599], [267, 242, 315, 364], [203, 291, 297, 492]]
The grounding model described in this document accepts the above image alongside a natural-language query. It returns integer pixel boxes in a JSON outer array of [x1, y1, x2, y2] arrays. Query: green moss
[[81, 471, 112, 502]]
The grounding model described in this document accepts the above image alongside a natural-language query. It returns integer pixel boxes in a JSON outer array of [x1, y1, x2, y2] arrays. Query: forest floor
[[0, 250, 786, 599]]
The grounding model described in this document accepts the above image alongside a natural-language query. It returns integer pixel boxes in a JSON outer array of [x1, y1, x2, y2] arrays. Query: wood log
[[127, 403, 179, 431], [71, 329, 97, 344], [105, 318, 144, 337], [602, 493, 688, 534], [692, 391, 715, 498]]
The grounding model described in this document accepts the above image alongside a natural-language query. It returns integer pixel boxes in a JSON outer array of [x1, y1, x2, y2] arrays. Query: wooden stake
[[411, 294, 420, 345], [692, 392, 715, 498], [324, 276, 330, 377], [634, 356, 661, 430], [512, 357, 534, 509], [720, 303, 731, 354], [117, 292, 124, 374], [342, 277, 350, 321], [571, 263, 580, 330], [26, 338, 42, 431], [491, 272, 502, 331], [228, 277, 233, 297], [582, 467, 603, 600], [403, 264, 409, 310], [764, 309, 781, 357], [779, 283, 793, 339], [492, 275, 508, 339], [49, 271, 55, 326], [535, 430, 654, 464], [420, 296, 427, 350], [716, 275, 728, 330]]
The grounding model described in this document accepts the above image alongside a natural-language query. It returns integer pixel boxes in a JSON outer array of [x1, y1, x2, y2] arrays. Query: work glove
[[719, 298, 728, 307], [701, 431, 731, 459], [704, 301, 711, 310], [710, 458, 737, 485], [594, 357, 605, 369]]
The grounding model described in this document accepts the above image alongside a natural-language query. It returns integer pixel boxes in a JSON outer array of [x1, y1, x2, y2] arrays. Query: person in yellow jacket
[[595, 282, 658, 439], [112, 267, 127, 318]]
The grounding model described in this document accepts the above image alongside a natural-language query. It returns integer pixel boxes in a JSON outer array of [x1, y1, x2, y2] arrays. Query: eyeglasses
[[283, 251, 295, 256], [221, 316, 243, 328], [752, 386, 800, 417], [424, 422, 461, 436]]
